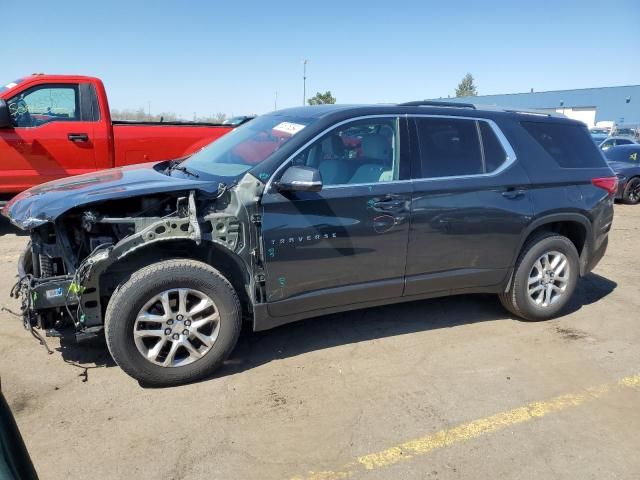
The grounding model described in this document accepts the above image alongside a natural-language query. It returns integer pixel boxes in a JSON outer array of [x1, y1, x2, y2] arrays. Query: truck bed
[[112, 122, 233, 166]]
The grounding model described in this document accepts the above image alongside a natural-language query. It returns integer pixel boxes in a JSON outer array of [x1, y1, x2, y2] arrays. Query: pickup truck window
[[182, 114, 314, 179], [8, 84, 79, 127]]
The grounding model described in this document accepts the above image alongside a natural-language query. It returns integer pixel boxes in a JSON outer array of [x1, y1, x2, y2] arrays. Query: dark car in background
[[3, 102, 616, 386], [1, 387, 38, 480], [222, 115, 255, 127], [604, 144, 640, 204], [599, 136, 638, 151]]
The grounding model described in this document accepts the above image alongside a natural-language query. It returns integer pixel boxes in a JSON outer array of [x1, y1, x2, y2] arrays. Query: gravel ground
[[0, 205, 639, 480]]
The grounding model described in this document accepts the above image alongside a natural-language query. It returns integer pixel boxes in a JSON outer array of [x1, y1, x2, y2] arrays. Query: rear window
[[522, 121, 606, 168]]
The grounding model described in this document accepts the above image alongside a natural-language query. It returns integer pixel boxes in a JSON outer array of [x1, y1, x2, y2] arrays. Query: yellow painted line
[[291, 373, 640, 480]]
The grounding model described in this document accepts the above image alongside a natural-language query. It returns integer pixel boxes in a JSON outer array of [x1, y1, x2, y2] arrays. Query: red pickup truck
[[0, 74, 237, 201]]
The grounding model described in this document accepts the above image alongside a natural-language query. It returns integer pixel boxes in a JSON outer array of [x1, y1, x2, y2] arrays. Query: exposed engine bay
[[9, 174, 265, 341]]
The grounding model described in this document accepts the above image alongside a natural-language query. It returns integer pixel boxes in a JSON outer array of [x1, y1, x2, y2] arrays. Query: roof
[[269, 102, 577, 124]]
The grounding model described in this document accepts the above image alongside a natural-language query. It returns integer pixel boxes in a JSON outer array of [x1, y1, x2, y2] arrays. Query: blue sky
[[4, 0, 639, 118]]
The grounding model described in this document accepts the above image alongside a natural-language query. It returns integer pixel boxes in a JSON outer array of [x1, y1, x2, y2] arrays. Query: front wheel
[[499, 233, 579, 321], [104, 259, 241, 387]]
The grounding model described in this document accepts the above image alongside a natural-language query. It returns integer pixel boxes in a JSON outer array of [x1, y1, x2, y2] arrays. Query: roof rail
[[398, 100, 476, 109]]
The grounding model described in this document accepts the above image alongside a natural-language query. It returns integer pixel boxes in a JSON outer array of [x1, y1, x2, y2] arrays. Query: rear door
[[405, 115, 533, 296], [261, 116, 412, 317], [0, 82, 99, 192]]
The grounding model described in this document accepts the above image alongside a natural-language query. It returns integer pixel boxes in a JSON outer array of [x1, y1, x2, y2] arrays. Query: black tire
[[104, 259, 241, 387], [499, 232, 579, 321], [18, 241, 33, 277], [622, 177, 640, 205]]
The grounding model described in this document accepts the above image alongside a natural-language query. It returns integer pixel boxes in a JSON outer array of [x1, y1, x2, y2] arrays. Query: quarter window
[[522, 121, 605, 168], [479, 121, 508, 172], [8, 85, 79, 127], [291, 118, 400, 186]]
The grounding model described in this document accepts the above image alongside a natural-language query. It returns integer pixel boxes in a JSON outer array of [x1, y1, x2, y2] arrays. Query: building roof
[[435, 85, 640, 125]]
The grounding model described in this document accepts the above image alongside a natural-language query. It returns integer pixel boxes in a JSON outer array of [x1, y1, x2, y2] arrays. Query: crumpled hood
[[2, 162, 224, 230]]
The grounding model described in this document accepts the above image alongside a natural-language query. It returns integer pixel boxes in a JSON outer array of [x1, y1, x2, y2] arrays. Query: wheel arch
[[505, 213, 593, 291], [99, 239, 253, 317]]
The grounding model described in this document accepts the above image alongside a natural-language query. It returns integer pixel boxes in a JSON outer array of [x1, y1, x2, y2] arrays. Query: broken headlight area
[[11, 188, 238, 341]]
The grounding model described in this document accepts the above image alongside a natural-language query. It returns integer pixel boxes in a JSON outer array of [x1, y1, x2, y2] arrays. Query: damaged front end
[[5, 169, 265, 342]]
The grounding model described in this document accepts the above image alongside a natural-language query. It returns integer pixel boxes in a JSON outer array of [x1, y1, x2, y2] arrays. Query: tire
[[622, 177, 640, 205], [499, 232, 579, 321], [18, 241, 33, 277], [104, 259, 241, 387]]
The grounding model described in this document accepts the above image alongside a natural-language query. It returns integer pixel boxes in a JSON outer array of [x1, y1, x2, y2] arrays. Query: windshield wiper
[[166, 160, 200, 178]]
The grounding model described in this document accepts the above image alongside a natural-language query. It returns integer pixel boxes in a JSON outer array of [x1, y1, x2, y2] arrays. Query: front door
[[261, 116, 412, 317], [0, 82, 97, 193], [405, 116, 533, 296]]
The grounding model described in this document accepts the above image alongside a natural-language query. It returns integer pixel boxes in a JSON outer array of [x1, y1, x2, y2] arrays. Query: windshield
[[0, 78, 25, 94], [605, 147, 640, 163], [590, 129, 608, 135], [182, 114, 315, 178]]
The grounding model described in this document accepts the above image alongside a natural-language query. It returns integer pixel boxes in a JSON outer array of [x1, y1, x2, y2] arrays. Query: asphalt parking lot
[[1, 205, 639, 480]]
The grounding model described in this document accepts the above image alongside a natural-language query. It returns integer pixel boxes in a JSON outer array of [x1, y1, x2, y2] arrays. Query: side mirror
[[276, 165, 323, 192], [0, 99, 11, 128]]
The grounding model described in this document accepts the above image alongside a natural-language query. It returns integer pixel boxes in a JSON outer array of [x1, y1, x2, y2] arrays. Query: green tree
[[455, 73, 478, 97], [308, 91, 336, 105]]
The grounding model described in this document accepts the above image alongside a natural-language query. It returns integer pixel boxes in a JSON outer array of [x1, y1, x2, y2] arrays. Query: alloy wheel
[[527, 251, 570, 308], [133, 288, 220, 367]]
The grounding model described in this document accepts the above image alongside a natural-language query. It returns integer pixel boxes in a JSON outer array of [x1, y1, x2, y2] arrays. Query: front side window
[[414, 117, 510, 179], [290, 118, 400, 186], [8, 85, 79, 127]]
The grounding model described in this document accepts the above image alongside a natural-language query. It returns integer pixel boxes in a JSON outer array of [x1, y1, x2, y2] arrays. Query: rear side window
[[414, 118, 508, 178], [522, 121, 605, 168]]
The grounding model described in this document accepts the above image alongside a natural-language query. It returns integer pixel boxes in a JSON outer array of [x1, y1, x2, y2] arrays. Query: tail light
[[591, 176, 618, 196]]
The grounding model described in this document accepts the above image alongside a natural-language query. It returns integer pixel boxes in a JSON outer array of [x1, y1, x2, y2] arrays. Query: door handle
[[68, 133, 89, 143], [501, 189, 525, 199], [372, 196, 405, 211]]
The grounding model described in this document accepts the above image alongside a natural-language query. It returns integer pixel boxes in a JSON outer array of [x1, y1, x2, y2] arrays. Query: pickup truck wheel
[[104, 259, 241, 387], [622, 177, 640, 205], [499, 233, 579, 321]]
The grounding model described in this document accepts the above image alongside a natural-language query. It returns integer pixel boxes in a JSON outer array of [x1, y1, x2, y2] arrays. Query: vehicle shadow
[[211, 272, 617, 381], [50, 272, 617, 385], [56, 333, 116, 382], [0, 217, 27, 236]]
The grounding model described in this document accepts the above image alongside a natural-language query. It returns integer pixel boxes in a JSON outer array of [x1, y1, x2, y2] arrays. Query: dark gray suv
[[3, 101, 617, 386]]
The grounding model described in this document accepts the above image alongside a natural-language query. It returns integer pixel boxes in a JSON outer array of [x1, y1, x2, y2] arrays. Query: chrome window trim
[[264, 113, 518, 193]]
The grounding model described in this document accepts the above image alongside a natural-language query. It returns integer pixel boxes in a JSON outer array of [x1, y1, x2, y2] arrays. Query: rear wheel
[[622, 177, 640, 205], [499, 233, 579, 321], [104, 259, 241, 387]]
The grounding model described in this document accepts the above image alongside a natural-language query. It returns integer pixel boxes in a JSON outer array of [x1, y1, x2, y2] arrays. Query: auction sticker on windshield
[[272, 122, 306, 136]]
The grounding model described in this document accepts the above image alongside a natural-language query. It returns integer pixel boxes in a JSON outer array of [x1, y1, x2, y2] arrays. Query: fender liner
[[504, 212, 594, 292]]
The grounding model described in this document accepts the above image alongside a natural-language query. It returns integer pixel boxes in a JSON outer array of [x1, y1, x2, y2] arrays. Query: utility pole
[[302, 59, 308, 106], [147, 101, 151, 119], [274, 91, 278, 111]]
